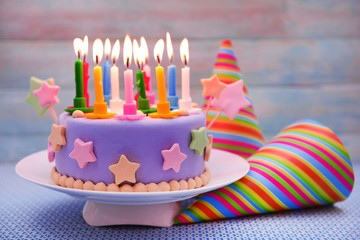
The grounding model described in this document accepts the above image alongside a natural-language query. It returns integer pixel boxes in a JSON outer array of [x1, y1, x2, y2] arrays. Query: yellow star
[[201, 74, 227, 99], [109, 155, 140, 185], [48, 124, 66, 152]]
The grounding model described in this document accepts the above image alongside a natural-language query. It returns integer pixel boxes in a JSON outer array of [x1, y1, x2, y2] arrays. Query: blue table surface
[[1, 162, 359, 240]]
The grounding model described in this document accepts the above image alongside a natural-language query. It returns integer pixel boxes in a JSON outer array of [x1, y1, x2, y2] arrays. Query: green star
[[25, 77, 54, 116], [190, 127, 209, 155]]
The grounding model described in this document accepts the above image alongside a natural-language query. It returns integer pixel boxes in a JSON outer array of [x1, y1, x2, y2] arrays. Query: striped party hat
[[175, 119, 354, 224], [203, 40, 264, 159]]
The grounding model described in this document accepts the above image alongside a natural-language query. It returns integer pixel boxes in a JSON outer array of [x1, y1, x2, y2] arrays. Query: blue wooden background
[[0, 0, 359, 162]]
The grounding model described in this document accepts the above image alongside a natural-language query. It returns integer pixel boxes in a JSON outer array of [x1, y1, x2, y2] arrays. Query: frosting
[[55, 112, 206, 185], [51, 166, 211, 192]]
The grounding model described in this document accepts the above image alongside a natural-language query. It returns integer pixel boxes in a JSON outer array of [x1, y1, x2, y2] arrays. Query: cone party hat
[[175, 119, 354, 224], [203, 40, 264, 159]]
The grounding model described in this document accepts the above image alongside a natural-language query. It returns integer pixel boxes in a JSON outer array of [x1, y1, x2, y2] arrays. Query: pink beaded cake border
[[51, 166, 211, 192]]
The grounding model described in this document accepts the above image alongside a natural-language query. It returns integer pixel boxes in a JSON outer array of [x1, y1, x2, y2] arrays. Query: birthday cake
[[35, 35, 213, 192], [49, 111, 211, 192]]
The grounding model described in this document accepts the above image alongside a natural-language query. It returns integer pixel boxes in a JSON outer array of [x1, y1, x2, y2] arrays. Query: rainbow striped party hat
[[203, 40, 264, 159], [175, 119, 354, 224]]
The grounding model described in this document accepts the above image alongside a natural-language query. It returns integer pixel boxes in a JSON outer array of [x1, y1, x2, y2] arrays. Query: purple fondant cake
[[51, 112, 211, 192]]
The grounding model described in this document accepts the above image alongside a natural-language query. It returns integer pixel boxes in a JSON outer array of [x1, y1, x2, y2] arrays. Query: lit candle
[[134, 39, 146, 100], [103, 38, 112, 105], [82, 35, 90, 107], [73, 38, 84, 99], [148, 39, 179, 119], [65, 37, 92, 114], [141, 37, 152, 92], [93, 39, 104, 103], [154, 39, 166, 103], [166, 32, 179, 110], [110, 40, 121, 100], [123, 35, 134, 105], [109, 39, 123, 114], [178, 38, 201, 115], [114, 35, 146, 120], [180, 38, 190, 100], [85, 39, 115, 119], [166, 32, 176, 97]]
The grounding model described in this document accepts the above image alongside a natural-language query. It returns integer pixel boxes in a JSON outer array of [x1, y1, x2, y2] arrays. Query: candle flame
[[104, 38, 111, 59], [73, 38, 82, 58], [166, 32, 173, 62], [111, 39, 120, 64], [93, 38, 103, 64], [154, 39, 164, 64], [133, 39, 141, 69], [180, 38, 189, 66], [140, 36, 149, 63], [82, 35, 88, 59], [123, 34, 132, 67]]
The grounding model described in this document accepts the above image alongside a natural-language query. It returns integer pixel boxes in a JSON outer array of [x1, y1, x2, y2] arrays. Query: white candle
[[181, 66, 190, 100], [111, 64, 119, 99]]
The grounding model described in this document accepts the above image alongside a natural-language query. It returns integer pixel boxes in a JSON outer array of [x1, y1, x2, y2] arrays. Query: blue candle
[[103, 38, 112, 104], [168, 64, 176, 96]]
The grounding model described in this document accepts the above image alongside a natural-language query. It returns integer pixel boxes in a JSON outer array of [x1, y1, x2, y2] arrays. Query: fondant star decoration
[[211, 80, 251, 120], [162, 143, 187, 173], [201, 74, 227, 99], [48, 142, 55, 163], [48, 124, 66, 152], [33, 81, 60, 108], [204, 135, 213, 162], [25, 77, 54, 116], [190, 127, 209, 155], [109, 155, 140, 185], [69, 138, 97, 168]]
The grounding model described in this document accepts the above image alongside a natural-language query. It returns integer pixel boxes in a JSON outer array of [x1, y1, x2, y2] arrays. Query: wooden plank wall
[[1, 0, 359, 162]]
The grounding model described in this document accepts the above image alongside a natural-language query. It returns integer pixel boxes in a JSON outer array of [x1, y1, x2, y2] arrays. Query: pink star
[[162, 143, 187, 173], [211, 80, 250, 120], [69, 138, 97, 168], [201, 75, 227, 99], [33, 81, 60, 107]]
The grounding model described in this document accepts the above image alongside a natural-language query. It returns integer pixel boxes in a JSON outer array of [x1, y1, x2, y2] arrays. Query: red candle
[[82, 35, 90, 107]]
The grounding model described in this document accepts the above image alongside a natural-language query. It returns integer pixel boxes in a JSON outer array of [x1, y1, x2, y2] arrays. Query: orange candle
[[154, 39, 167, 103]]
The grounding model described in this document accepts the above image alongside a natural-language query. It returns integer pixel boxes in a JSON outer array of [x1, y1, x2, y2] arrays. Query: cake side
[[54, 112, 209, 189]]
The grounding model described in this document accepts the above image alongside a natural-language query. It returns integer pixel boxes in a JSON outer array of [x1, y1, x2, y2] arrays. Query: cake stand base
[[82, 201, 181, 227]]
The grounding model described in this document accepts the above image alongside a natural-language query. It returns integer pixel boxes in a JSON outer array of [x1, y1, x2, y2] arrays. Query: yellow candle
[[94, 65, 104, 103], [156, 65, 167, 103]]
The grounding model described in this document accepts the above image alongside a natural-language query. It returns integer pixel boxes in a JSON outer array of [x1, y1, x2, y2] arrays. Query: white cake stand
[[16, 149, 250, 227]]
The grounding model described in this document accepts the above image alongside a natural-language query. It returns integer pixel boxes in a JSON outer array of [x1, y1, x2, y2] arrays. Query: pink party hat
[[175, 119, 354, 224], [203, 40, 264, 159]]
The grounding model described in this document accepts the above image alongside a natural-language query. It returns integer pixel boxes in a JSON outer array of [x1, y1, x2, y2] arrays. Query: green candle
[[136, 70, 146, 99], [75, 58, 84, 98]]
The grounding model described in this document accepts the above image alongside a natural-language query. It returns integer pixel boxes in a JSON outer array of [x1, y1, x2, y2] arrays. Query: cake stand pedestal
[[83, 201, 181, 227]]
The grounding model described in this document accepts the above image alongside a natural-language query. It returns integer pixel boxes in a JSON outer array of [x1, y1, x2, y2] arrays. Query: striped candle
[[204, 40, 264, 159], [175, 119, 354, 224]]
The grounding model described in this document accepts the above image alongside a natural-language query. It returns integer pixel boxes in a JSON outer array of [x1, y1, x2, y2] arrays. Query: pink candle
[[124, 69, 133, 103], [123, 34, 134, 104]]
